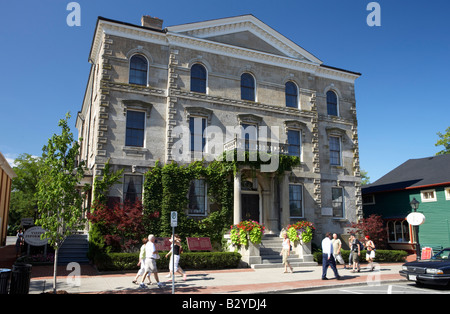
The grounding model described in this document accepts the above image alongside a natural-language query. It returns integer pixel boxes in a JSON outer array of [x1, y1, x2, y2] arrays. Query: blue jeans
[[322, 253, 340, 279]]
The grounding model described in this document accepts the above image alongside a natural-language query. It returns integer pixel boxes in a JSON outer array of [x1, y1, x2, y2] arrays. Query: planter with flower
[[286, 221, 316, 263], [229, 220, 264, 266]]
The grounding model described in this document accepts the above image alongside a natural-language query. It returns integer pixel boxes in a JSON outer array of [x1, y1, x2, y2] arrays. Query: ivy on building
[[89, 151, 300, 254]]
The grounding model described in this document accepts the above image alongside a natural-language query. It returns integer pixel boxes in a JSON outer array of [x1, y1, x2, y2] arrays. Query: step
[[58, 234, 89, 265], [251, 261, 318, 269]]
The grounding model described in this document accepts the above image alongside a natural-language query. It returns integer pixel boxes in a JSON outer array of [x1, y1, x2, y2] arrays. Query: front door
[[241, 194, 259, 222]]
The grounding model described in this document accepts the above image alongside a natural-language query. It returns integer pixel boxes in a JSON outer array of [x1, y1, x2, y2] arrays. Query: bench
[[186, 237, 212, 251]]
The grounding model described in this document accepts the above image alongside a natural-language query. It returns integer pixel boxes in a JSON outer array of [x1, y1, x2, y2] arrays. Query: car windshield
[[432, 249, 450, 260]]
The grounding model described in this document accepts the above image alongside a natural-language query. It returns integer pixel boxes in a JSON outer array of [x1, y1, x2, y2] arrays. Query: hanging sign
[[406, 212, 426, 226]]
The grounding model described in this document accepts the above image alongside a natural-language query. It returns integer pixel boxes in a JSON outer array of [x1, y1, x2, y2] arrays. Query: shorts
[[334, 253, 345, 265], [366, 250, 375, 259], [351, 253, 360, 263], [145, 258, 158, 273]]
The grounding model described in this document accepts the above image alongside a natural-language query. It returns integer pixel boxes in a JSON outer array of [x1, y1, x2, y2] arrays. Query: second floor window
[[190, 64, 207, 93], [285, 81, 298, 108], [329, 136, 341, 166], [125, 110, 145, 147], [129, 55, 148, 86], [241, 123, 258, 152], [241, 73, 255, 101], [190, 117, 207, 152], [287, 130, 301, 158]]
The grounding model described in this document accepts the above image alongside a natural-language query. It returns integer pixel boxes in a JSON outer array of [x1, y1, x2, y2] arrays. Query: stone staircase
[[250, 234, 317, 269], [58, 233, 89, 265]]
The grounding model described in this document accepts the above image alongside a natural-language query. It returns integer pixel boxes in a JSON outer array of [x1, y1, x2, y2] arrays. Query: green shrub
[[94, 251, 242, 272], [313, 249, 407, 264]]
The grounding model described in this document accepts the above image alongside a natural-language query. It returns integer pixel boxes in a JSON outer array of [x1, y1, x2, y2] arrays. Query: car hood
[[404, 260, 447, 269]]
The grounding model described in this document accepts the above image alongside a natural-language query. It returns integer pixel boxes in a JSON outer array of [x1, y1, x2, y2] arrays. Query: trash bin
[[0, 268, 11, 294], [9, 263, 32, 294]]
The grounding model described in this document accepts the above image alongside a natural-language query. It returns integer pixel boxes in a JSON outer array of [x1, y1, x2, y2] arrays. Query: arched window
[[241, 73, 255, 101], [326, 90, 338, 116], [285, 81, 298, 108], [190, 64, 207, 93], [129, 55, 148, 86]]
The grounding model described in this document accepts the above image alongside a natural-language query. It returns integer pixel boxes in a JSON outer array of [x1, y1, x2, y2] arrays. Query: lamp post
[[409, 198, 421, 261]]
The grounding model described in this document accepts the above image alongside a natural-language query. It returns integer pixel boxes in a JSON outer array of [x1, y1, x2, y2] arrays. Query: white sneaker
[[157, 282, 163, 288], [139, 283, 146, 288]]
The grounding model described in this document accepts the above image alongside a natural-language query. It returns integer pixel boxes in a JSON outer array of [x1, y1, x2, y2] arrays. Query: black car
[[400, 248, 450, 286]]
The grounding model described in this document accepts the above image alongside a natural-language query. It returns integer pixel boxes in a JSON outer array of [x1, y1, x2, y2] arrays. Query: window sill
[[122, 146, 148, 156]]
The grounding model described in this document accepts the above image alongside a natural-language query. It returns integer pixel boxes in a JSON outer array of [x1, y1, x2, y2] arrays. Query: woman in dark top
[[165, 234, 187, 281]]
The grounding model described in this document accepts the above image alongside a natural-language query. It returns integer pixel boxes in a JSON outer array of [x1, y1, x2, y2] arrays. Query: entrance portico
[[233, 168, 291, 235]]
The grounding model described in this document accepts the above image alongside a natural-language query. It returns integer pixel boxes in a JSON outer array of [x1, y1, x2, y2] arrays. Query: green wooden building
[[362, 154, 450, 253]]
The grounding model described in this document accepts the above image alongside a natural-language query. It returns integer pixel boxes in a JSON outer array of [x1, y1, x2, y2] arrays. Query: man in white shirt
[[140, 234, 163, 288], [321, 232, 341, 280]]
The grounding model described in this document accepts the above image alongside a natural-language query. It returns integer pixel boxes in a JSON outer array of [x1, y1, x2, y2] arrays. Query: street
[[293, 282, 450, 294]]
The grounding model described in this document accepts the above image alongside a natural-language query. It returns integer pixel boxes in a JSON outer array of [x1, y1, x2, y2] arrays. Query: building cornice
[[90, 17, 360, 84]]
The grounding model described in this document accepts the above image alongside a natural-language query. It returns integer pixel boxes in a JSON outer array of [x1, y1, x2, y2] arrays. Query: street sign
[[171, 211, 178, 227], [406, 212, 426, 226]]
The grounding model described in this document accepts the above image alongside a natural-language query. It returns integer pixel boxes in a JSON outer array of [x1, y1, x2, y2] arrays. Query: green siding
[[363, 186, 450, 249]]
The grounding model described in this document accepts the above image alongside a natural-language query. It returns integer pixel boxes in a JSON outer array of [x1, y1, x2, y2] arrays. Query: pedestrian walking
[[165, 234, 187, 281], [321, 232, 341, 280], [15, 228, 24, 257], [132, 237, 151, 285], [280, 231, 293, 273], [365, 235, 376, 271], [140, 234, 163, 288], [332, 233, 346, 269], [349, 234, 361, 273]]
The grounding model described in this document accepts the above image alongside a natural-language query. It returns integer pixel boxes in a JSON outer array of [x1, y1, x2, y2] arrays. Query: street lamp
[[409, 198, 421, 260], [410, 198, 419, 211]]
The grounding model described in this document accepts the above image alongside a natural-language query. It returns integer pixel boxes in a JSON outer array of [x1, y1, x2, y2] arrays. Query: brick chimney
[[141, 15, 163, 30]]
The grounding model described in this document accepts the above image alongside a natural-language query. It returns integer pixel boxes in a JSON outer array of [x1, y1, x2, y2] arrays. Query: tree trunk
[[53, 247, 59, 294]]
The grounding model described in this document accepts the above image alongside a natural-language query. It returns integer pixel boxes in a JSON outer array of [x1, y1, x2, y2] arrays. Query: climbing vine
[[142, 151, 300, 249]]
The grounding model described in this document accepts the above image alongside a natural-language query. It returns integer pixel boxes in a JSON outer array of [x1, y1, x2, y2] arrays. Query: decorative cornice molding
[[90, 18, 360, 84]]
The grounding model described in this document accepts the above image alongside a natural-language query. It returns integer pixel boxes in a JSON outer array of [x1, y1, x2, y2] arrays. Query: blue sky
[[0, 0, 448, 182]]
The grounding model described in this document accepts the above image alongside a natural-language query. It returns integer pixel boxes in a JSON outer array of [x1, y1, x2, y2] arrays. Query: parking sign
[[171, 211, 177, 227]]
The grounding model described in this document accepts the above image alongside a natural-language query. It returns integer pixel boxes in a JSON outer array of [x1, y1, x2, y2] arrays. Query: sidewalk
[[2, 241, 406, 294], [28, 263, 405, 294]]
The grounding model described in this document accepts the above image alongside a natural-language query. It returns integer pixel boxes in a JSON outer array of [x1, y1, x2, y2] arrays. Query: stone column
[[233, 170, 241, 224], [280, 171, 290, 228]]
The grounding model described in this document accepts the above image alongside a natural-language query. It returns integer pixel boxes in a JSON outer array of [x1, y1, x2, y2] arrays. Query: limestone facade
[[76, 15, 362, 240]]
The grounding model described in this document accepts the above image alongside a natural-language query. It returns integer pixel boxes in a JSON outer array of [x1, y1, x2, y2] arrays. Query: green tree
[[36, 113, 88, 293], [435, 126, 450, 155], [8, 154, 42, 232], [360, 169, 371, 185]]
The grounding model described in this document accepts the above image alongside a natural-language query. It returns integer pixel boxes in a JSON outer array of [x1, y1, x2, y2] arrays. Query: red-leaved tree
[[350, 214, 388, 249], [87, 200, 145, 252]]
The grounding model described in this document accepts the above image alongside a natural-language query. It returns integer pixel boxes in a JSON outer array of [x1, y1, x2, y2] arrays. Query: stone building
[[76, 14, 362, 241]]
